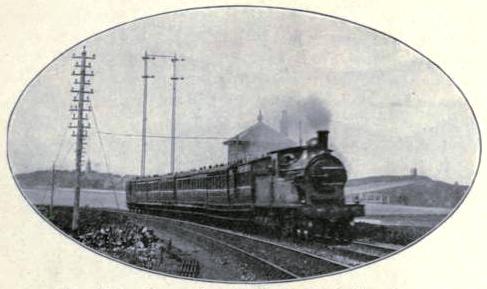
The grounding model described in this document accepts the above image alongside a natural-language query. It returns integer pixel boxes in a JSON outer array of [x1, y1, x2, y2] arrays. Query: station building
[[223, 111, 296, 163]]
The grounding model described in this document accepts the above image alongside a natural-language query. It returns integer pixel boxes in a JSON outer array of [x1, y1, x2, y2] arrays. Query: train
[[125, 130, 364, 242]]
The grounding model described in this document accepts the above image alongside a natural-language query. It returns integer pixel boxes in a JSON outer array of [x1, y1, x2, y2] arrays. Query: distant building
[[223, 111, 296, 163], [86, 159, 93, 174], [410, 167, 418, 176]]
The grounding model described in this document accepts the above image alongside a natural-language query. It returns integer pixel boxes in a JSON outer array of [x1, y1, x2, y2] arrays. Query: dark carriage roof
[[131, 163, 231, 182]]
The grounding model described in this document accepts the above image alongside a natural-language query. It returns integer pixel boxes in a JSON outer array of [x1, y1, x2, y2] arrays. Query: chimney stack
[[317, 130, 329, 150], [280, 110, 289, 136]]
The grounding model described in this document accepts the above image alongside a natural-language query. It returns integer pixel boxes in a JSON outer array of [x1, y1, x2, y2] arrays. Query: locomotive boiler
[[126, 130, 364, 242]]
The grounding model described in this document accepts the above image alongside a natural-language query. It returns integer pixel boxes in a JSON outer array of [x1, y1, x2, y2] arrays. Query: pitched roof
[[223, 121, 296, 147]]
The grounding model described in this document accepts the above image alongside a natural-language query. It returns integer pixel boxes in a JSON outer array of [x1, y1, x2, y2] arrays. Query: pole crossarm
[[147, 54, 173, 58], [69, 105, 92, 112], [74, 79, 91, 85], [71, 88, 94, 94], [72, 52, 96, 60], [72, 71, 95, 77]]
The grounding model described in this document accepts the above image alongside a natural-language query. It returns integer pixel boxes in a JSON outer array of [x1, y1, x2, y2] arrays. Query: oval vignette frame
[[6, 5, 482, 284]]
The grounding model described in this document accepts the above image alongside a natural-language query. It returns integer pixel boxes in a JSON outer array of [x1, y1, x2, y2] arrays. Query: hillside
[[14, 170, 135, 191], [345, 175, 468, 208]]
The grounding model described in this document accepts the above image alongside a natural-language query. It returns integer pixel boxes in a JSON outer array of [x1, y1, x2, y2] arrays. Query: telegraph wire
[[91, 105, 120, 209], [53, 129, 70, 165], [98, 131, 229, 140]]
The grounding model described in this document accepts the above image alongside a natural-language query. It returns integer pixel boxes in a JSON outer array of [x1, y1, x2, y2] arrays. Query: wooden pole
[[170, 55, 184, 174], [141, 51, 154, 177], [70, 46, 95, 231]]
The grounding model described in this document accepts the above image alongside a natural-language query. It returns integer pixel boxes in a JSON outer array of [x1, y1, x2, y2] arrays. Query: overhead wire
[[53, 129, 70, 165], [98, 131, 229, 140], [91, 105, 120, 209], [41, 130, 73, 204]]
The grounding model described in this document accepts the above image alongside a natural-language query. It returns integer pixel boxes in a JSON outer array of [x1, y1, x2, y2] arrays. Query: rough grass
[[354, 222, 430, 245]]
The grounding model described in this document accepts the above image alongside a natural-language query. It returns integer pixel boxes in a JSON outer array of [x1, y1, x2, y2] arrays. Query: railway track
[[174, 221, 351, 279], [329, 240, 401, 263], [105, 209, 350, 279], [352, 240, 400, 255], [99, 208, 404, 279]]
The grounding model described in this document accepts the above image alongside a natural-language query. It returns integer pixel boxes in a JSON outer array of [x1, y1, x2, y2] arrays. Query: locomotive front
[[277, 130, 364, 241]]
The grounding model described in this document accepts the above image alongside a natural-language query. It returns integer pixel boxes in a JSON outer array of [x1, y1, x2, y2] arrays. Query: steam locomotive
[[126, 130, 364, 242]]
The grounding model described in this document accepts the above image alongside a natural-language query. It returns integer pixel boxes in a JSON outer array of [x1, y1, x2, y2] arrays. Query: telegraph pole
[[145, 52, 184, 175], [170, 54, 184, 174], [69, 46, 95, 231], [141, 51, 155, 177]]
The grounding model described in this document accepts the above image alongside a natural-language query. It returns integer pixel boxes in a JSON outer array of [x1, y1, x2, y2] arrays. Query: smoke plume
[[272, 94, 332, 144], [295, 95, 331, 130]]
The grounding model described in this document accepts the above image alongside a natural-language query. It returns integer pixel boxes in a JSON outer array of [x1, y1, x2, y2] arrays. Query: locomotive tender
[[126, 130, 364, 241]]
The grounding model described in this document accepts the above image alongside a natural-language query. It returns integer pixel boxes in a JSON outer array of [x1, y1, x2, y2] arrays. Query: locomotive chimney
[[317, 130, 329, 150]]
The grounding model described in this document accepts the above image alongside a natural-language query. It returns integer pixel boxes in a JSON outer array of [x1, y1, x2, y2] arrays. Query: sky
[[7, 7, 480, 185]]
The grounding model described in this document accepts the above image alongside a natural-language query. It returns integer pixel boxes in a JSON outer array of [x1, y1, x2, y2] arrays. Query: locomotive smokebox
[[317, 130, 329, 150]]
